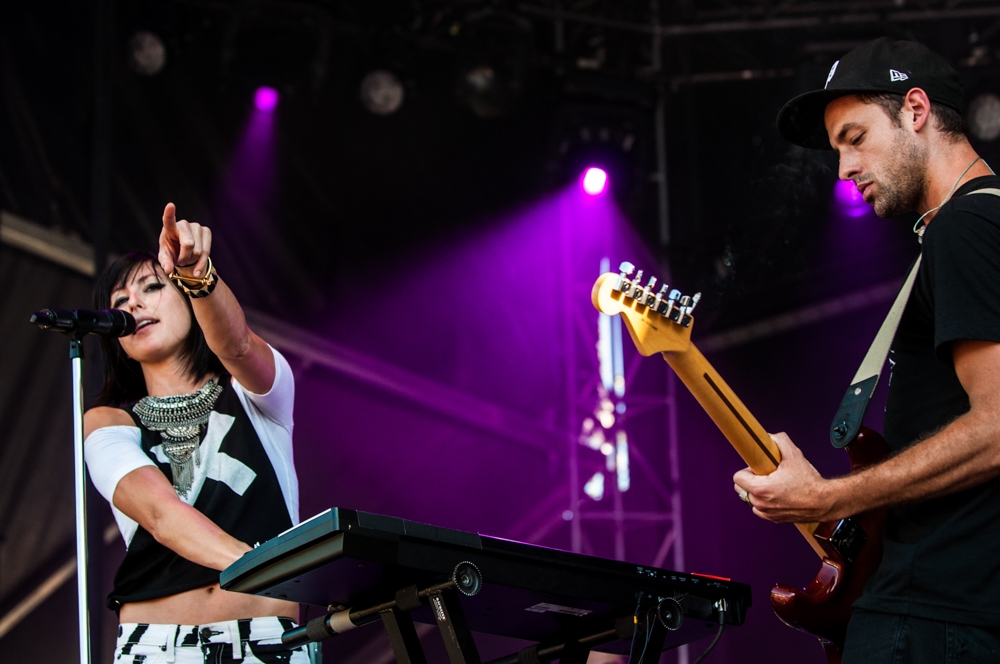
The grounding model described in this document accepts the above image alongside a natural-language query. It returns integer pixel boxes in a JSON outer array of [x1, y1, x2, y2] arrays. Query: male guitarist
[[732, 38, 1000, 661]]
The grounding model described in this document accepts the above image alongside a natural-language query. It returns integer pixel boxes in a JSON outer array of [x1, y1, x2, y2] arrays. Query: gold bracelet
[[169, 257, 218, 298]]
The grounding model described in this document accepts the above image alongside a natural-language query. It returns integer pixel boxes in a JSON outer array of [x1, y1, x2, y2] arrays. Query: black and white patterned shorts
[[114, 617, 309, 663]]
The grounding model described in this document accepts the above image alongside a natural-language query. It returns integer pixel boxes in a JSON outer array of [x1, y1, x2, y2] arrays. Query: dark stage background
[[2, 1, 999, 663]]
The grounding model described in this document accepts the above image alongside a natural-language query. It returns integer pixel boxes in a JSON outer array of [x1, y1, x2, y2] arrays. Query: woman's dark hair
[[93, 251, 224, 407]]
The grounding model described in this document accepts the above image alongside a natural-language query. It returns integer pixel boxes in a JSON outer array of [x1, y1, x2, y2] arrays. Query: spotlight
[[833, 179, 871, 218], [254, 86, 279, 113], [453, 11, 531, 119], [582, 167, 608, 196], [465, 66, 496, 94], [969, 93, 1000, 142], [547, 104, 647, 199], [360, 70, 405, 116], [584, 472, 605, 501], [126, 30, 166, 76]]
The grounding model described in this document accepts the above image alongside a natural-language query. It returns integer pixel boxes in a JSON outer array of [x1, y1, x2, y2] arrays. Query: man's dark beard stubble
[[871, 127, 929, 218]]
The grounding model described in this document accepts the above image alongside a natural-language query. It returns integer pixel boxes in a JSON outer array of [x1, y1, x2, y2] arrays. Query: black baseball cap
[[777, 37, 964, 150]]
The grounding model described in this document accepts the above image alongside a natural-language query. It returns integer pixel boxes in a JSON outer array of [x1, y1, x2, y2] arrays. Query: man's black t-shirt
[[856, 175, 1000, 625]]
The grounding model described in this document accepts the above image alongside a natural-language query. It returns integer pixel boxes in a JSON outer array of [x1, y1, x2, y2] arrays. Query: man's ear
[[903, 87, 932, 133]]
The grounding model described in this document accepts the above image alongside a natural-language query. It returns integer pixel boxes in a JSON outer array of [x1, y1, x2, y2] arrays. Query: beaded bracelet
[[169, 257, 218, 298]]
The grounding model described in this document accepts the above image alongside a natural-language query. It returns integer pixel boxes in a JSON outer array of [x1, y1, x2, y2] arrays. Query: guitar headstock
[[591, 262, 701, 356]]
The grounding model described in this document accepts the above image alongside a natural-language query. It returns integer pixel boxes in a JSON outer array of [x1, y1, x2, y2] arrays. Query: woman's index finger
[[161, 202, 178, 235]]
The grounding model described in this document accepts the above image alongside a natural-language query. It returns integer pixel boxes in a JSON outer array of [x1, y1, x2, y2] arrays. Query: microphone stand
[[69, 333, 92, 664], [29, 308, 136, 664]]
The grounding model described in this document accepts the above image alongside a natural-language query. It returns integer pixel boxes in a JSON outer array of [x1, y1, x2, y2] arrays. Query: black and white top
[[85, 345, 299, 610]]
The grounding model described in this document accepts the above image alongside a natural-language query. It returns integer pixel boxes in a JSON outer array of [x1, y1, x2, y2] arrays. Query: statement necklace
[[133, 378, 223, 497], [913, 156, 995, 242]]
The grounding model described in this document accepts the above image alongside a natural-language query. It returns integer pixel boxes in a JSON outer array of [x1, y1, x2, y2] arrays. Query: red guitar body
[[769, 427, 890, 663]]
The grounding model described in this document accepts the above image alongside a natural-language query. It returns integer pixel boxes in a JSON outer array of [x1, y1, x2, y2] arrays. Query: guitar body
[[770, 427, 889, 663]]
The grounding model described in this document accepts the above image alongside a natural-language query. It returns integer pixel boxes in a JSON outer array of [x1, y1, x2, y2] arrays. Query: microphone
[[29, 309, 137, 337]]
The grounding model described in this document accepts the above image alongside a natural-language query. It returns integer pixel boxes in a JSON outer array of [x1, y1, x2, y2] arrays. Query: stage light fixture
[[220, 2, 330, 95], [254, 86, 279, 113], [453, 11, 531, 119], [360, 70, 405, 116], [616, 431, 630, 492], [582, 167, 608, 196], [969, 93, 1000, 142], [126, 30, 166, 76], [584, 472, 605, 501], [833, 179, 871, 218]]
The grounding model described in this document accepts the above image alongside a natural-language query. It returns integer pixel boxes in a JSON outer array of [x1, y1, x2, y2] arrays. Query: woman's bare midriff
[[119, 583, 299, 626]]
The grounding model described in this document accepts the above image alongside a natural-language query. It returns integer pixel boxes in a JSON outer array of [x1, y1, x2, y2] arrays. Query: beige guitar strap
[[829, 187, 1000, 448]]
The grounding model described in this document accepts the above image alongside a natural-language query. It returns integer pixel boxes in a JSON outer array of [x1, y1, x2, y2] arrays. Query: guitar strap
[[829, 187, 1000, 448]]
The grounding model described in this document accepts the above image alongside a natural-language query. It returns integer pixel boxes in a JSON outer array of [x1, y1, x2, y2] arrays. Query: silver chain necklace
[[913, 157, 995, 242], [133, 378, 223, 497]]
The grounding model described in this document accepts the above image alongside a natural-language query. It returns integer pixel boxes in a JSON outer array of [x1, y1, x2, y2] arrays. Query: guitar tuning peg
[[614, 262, 637, 293], [619, 270, 643, 299], [639, 276, 659, 307], [664, 289, 683, 322], [653, 282, 669, 312], [680, 292, 702, 328]]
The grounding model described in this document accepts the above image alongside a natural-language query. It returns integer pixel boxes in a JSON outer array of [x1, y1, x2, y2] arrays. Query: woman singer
[[84, 203, 307, 663]]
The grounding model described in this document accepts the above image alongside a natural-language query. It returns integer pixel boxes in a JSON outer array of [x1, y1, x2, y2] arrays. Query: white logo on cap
[[825, 61, 839, 89], [890, 69, 909, 82]]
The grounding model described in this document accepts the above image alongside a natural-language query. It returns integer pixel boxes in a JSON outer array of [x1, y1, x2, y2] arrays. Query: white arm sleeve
[[231, 346, 294, 429], [84, 425, 154, 545], [232, 345, 299, 525]]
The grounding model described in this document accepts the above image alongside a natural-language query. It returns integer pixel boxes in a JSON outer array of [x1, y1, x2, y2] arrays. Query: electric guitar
[[592, 263, 888, 663]]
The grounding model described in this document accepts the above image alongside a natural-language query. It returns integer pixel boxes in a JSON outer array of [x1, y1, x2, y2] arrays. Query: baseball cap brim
[[777, 88, 871, 150]]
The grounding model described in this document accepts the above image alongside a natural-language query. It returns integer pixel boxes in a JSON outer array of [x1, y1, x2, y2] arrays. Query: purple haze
[[833, 179, 874, 218], [206, 88, 298, 303], [284, 181, 896, 663]]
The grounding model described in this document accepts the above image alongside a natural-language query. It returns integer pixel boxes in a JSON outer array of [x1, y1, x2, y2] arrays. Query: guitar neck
[[662, 343, 824, 557]]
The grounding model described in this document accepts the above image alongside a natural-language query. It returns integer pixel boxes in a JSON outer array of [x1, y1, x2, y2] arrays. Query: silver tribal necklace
[[133, 378, 223, 497]]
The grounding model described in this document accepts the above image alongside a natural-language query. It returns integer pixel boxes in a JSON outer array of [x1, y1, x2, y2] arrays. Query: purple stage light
[[254, 86, 279, 113], [833, 179, 872, 218], [581, 167, 608, 196]]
